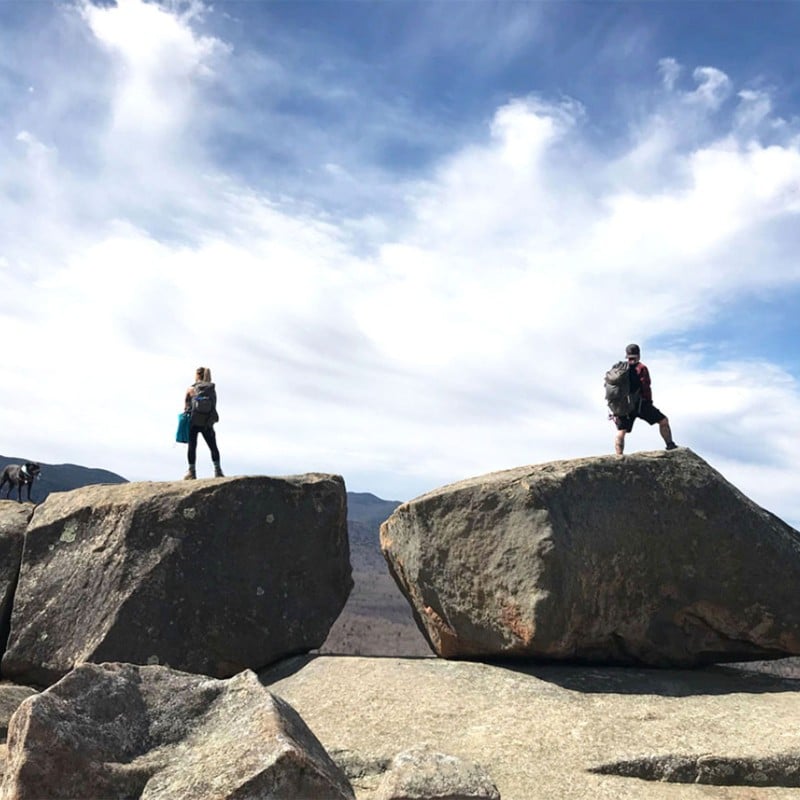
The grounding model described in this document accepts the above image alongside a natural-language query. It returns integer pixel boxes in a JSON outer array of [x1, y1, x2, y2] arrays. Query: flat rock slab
[[381, 449, 800, 666], [264, 655, 800, 800], [3, 475, 351, 686]]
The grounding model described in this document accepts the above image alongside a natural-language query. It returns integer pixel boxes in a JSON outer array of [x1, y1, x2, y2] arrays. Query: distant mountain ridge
[[346, 491, 401, 529], [345, 492, 401, 573]]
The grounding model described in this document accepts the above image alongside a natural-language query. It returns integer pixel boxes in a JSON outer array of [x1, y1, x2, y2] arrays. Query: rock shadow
[[257, 653, 436, 687], [488, 659, 800, 697]]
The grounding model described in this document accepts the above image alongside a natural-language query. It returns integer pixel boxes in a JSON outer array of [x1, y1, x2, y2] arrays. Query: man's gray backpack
[[604, 361, 640, 417]]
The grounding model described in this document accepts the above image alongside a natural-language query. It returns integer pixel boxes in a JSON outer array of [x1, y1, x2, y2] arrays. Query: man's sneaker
[[665, 442, 678, 451]]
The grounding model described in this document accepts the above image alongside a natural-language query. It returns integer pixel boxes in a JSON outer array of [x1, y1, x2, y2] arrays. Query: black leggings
[[188, 425, 220, 465]]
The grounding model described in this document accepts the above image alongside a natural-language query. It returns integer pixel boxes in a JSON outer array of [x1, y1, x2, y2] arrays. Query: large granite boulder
[[380, 449, 800, 666], [2, 475, 351, 686], [2, 662, 355, 799]]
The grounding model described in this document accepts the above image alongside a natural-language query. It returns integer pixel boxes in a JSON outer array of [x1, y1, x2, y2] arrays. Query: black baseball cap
[[625, 343, 640, 356]]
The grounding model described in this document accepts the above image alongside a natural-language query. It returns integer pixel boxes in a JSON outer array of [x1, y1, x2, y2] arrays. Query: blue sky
[[2, 0, 800, 524]]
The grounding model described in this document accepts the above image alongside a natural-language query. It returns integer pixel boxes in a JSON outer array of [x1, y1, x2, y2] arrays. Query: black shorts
[[615, 401, 666, 432]]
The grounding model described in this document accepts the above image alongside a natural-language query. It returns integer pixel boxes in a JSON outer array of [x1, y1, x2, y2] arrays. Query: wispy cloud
[[685, 66, 732, 110], [658, 57, 682, 91]]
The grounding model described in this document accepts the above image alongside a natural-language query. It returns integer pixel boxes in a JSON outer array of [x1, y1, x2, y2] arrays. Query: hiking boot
[[665, 442, 678, 451], [213, 462, 224, 478], [183, 465, 196, 480]]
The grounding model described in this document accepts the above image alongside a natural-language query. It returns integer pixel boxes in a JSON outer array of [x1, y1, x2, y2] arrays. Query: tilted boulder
[[2, 662, 355, 799], [3, 475, 351, 686], [380, 449, 800, 666]]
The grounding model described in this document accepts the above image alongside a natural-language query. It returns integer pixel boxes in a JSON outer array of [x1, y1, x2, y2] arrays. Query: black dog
[[0, 463, 41, 502]]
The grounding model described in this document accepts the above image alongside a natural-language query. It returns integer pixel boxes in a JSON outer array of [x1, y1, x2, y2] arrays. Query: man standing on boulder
[[613, 344, 678, 455]]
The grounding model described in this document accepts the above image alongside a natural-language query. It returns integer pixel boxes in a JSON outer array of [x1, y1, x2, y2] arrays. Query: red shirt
[[632, 362, 653, 402]]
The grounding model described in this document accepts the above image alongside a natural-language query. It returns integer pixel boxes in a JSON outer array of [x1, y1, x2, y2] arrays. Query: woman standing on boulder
[[183, 366, 224, 479]]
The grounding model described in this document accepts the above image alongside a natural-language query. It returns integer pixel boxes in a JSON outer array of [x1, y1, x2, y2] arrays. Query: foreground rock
[[0, 503, 32, 657], [3, 475, 351, 686], [373, 745, 500, 799], [381, 448, 800, 666], [265, 654, 800, 799], [0, 683, 37, 741], [3, 662, 355, 799]]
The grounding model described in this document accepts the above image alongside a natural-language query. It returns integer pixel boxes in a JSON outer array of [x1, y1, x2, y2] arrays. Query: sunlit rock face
[[3, 474, 351, 686], [382, 449, 800, 666]]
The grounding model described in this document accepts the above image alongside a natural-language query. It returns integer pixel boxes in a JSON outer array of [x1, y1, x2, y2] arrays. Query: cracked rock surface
[[264, 654, 800, 800]]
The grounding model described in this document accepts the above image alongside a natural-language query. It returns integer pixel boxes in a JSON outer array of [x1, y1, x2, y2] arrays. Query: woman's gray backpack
[[604, 362, 640, 417], [191, 381, 218, 425]]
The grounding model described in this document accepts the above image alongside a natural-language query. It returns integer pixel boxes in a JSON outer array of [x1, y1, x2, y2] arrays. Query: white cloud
[[2, 1, 800, 528], [82, 0, 225, 133], [595, 137, 800, 283], [489, 97, 577, 170]]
